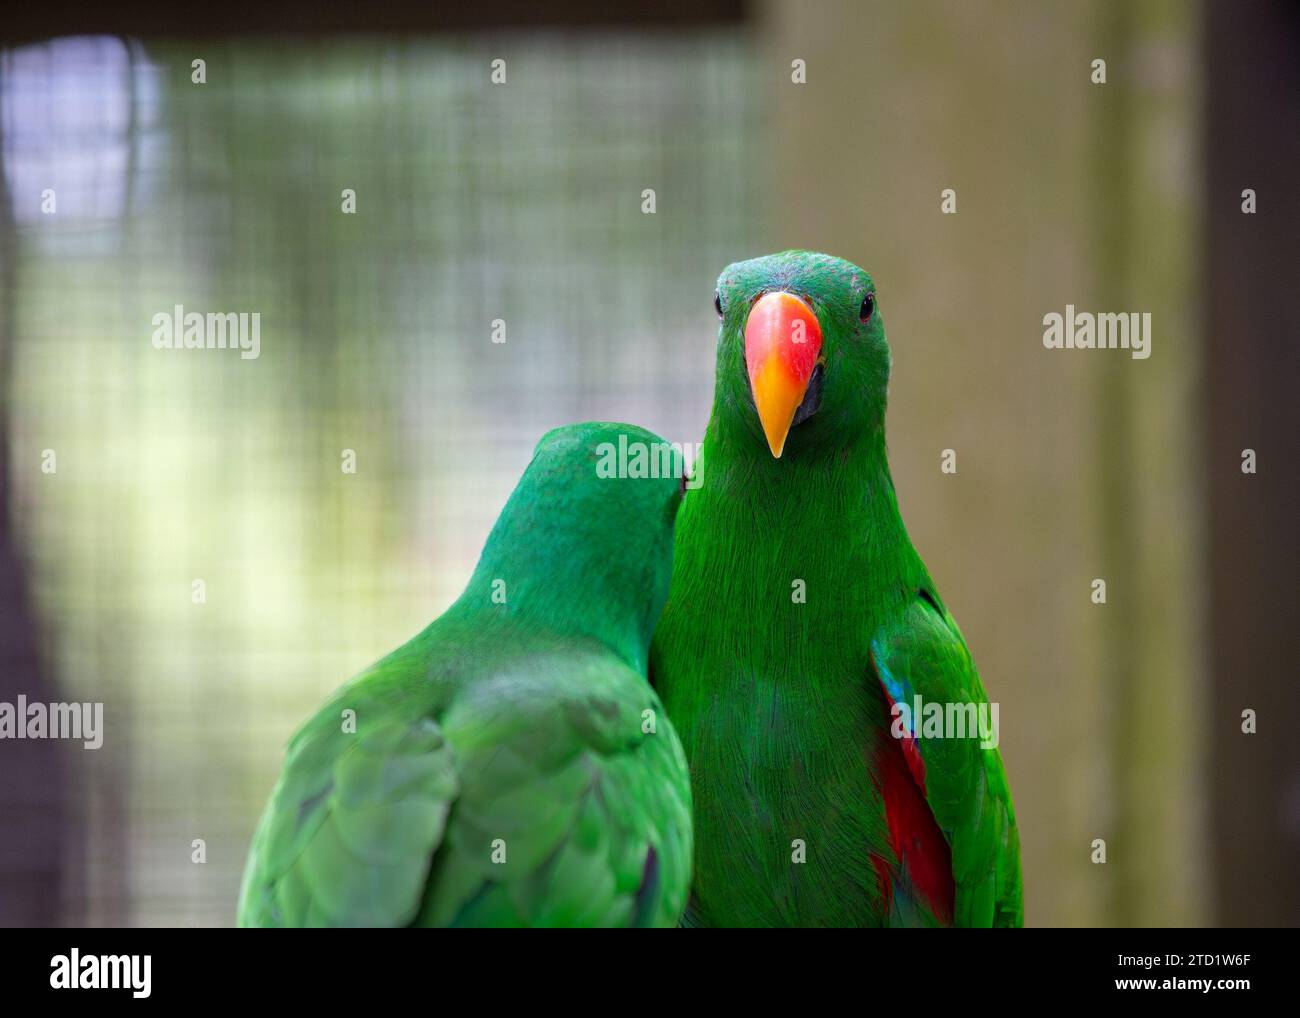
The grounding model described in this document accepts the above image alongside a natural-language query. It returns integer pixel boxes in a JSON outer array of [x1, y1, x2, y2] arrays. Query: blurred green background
[[1, 0, 1296, 927]]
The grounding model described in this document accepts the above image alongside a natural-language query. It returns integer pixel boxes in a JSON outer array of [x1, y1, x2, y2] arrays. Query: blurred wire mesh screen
[[2, 33, 761, 925]]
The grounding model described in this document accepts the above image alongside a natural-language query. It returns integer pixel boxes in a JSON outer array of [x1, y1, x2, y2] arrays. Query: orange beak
[[744, 291, 823, 458]]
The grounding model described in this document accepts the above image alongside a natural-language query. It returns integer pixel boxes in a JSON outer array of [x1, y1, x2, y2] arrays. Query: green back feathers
[[239, 421, 693, 927]]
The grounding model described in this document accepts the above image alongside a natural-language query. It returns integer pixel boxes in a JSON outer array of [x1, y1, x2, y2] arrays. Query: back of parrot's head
[[464, 421, 685, 668], [712, 250, 890, 459]]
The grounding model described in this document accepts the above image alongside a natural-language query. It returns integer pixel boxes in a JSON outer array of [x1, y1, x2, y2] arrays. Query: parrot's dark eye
[[860, 293, 875, 323], [714, 291, 724, 318]]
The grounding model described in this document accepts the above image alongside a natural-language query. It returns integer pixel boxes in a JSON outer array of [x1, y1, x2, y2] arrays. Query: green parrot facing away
[[239, 422, 692, 927], [650, 251, 1023, 927]]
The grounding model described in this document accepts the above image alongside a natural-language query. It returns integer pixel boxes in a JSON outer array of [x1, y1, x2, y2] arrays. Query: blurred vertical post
[[0, 89, 69, 926], [1090, 0, 1207, 929], [1205, 0, 1300, 928]]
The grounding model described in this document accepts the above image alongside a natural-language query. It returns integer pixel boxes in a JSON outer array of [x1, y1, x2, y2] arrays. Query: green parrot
[[239, 422, 692, 927], [650, 251, 1023, 927]]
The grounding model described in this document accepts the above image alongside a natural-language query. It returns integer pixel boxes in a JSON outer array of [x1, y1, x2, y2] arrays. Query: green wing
[[870, 592, 1023, 927], [238, 652, 692, 928], [237, 699, 458, 927]]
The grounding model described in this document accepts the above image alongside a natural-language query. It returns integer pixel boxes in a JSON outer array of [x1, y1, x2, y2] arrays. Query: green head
[[461, 421, 686, 670], [712, 250, 890, 460]]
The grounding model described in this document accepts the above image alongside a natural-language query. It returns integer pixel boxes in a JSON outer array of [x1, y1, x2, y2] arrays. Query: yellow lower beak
[[750, 354, 810, 458]]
